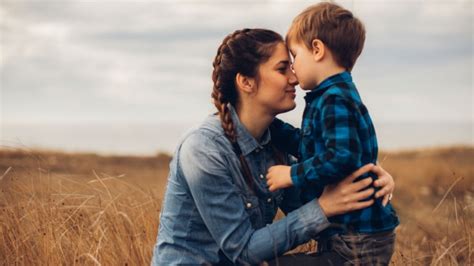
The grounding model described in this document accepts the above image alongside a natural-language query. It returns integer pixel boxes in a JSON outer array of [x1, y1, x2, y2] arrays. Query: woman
[[152, 29, 394, 265]]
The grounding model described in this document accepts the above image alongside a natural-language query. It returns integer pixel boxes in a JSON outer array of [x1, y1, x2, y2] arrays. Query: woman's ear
[[235, 73, 256, 94], [311, 39, 325, 62]]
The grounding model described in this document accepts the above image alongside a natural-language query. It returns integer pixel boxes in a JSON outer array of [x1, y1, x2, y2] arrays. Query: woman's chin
[[276, 103, 297, 115]]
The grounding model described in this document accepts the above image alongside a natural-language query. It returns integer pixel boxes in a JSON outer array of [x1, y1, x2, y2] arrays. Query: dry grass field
[[0, 146, 472, 265]]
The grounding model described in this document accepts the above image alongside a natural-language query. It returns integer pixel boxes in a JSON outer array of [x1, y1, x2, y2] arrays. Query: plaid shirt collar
[[304, 71, 353, 103], [228, 104, 271, 156]]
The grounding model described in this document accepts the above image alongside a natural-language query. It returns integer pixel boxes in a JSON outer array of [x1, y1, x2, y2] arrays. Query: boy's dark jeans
[[317, 230, 396, 266]]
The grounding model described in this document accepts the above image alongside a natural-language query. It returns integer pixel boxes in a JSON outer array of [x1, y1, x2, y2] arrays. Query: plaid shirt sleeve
[[290, 94, 362, 188], [269, 118, 301, 158]]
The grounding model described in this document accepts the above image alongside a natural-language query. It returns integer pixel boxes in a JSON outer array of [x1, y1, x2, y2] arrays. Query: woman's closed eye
[[276, 61, 291, 74], [277, 66, 288, 73]]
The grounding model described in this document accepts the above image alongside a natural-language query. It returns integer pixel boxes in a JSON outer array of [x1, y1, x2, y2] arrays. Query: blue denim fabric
[[152, 106, 331, 265]]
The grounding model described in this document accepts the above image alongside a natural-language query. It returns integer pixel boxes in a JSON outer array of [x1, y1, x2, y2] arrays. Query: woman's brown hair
[[211, 28, 284, 190]]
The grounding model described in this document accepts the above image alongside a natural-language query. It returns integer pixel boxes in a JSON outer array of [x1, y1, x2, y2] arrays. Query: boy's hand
[[266, 165, 293, 192], [372, 165, 395, 207]]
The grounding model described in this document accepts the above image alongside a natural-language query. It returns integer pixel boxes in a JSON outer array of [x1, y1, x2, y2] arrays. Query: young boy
[[266, 2, 399, 265]]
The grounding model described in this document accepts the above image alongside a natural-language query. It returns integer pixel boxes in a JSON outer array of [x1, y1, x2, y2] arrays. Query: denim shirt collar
[[304, 71, 352, 103], [228, 104, 271, 156]]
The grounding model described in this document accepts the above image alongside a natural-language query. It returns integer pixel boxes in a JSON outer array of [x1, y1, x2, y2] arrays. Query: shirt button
[[259, 174, 265, 179], [267, 198, 272, 203], [255, 148, 260, 153], [246, 202, 252, 208]]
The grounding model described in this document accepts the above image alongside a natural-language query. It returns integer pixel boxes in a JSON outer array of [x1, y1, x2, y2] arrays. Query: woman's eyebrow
[[276, 60, 290, 66]]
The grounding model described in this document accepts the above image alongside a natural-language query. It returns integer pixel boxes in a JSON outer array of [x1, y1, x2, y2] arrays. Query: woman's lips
[[287, 89, 296, 98]]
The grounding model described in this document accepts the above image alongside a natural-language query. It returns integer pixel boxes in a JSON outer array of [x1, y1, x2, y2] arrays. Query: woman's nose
[[288, 71, 299, 86]]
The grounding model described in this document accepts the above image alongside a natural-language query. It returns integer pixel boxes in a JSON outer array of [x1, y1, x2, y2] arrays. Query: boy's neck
[[315, 64, 347, 87]]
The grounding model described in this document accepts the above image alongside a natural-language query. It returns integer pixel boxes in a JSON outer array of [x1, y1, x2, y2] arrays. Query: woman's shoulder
[[177, 114, 231, 155], [175, 115, 235, 182]]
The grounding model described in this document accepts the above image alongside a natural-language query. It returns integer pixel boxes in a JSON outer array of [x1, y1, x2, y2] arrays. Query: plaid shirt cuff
[[290, 164, 304, 188]]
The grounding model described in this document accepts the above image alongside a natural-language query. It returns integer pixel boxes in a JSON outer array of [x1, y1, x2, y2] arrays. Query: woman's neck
[[236, 103, 274, 141]]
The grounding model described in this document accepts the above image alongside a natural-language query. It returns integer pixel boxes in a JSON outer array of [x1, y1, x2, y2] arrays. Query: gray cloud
[[1, 0, 472, 126]]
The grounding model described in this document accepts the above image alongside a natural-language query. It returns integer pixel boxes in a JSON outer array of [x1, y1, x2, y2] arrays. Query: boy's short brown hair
[[286, 2, 365, 71]]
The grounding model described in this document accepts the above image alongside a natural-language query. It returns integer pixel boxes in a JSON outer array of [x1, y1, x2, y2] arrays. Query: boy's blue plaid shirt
[[270, 71, 399, 234]]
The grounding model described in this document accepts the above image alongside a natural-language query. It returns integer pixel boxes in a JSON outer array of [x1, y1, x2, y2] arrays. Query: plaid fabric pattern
[[271, 71, 399, 234]]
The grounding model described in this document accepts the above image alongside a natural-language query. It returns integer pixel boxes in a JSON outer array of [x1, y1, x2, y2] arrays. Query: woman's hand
[[319, 164, 375, 217], [372, 165, 395, 206]]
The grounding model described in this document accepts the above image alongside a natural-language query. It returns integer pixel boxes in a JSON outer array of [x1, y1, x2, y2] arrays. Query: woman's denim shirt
[[152, 107, 330, 265]]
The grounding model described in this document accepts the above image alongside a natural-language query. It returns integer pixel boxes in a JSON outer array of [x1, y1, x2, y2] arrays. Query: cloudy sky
[[1, 0, 472, 154]]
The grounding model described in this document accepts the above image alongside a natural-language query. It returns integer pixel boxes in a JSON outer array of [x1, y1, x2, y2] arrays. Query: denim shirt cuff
[[293, 198, 330, 237]]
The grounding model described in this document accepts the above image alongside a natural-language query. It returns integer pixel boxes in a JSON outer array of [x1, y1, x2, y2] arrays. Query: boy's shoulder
[[316, 84, 359, 108]]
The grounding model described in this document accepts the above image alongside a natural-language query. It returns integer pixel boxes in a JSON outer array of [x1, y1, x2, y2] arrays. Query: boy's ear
[[235, 73, 256, 94], [311, 39, 325, 62]]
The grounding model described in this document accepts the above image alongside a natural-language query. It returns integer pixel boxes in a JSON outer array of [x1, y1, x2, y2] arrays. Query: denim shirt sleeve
[[179, 133, 330, 264]]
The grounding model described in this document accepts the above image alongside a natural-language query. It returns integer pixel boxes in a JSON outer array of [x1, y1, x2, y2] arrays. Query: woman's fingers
[[382, 194, 389, 207], [375, 186, 391, 198], [343, 163, 374, 184], [373, 175, 387, 187], [349, 177, 373, 192], [320, 184, 376, 217], [350, 199, 374, 211], [370, 164, 385, 176], [351, 187, 374, 202]]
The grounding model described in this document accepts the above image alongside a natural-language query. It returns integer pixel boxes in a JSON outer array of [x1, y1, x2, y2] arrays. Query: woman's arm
[[319, 164, 375, 217], [179, 134, 329, 264], [179, 134, 378, 264], [279, 164, 395, 214]]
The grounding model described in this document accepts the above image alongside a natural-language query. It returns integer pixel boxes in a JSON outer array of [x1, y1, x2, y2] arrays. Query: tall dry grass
[[0, 146, 472, 265], [0, 149, 169, 265], [379, 147, 473, 265]]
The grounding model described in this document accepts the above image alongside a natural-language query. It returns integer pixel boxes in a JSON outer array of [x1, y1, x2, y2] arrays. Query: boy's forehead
[[286, 42, 296, 54], [285, 34, 298, 46], [286, 39, 298, 49], [287, 40, 309, 54]]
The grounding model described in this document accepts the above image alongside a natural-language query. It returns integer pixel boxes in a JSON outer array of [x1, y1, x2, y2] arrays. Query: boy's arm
[[269, 118, 301, 158], [289, 95, 362, 188]]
